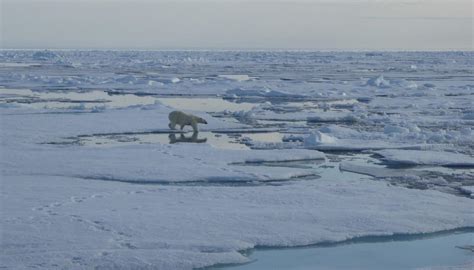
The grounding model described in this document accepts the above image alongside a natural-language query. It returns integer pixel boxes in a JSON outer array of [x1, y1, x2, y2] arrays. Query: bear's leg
[[169, 122, 176, 130], [180, 125, 185, 130], [191, 122, 198, 133], [168, 133, 177, 143]]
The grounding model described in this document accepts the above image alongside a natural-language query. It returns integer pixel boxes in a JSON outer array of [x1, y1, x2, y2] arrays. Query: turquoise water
[[215, 231, 473, 270]]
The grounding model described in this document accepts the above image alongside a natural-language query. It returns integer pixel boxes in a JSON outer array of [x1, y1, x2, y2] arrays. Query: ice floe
[[218, 74, 253, 81], [2, 174, 473, 269], [303, 131, 338, 147], [225, 87, 304, 99], [375, 150, 474, 167], [366, 75, 391, 88]]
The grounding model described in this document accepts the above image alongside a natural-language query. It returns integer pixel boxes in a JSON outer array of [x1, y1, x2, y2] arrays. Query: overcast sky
[[1, 0, 472, 50]]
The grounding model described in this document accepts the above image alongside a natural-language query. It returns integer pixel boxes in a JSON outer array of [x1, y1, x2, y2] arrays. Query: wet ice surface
[[70, 132, 252, 151], [1, 50, 473, 269], [158, 97, 257, 112], [71, 131, 287, 151], [0, 88, 158, 110]]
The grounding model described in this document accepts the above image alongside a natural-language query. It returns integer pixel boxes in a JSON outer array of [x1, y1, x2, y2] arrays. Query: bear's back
[[169, 111, 194, 124], [169, 111, 184, 121]]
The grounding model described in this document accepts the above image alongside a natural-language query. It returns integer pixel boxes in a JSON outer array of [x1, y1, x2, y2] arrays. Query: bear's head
[[197, 117, 208, 124]]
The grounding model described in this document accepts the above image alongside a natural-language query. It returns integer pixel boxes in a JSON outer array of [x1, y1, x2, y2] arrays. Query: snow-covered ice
[[303, 131, 338, 147], [2, 175, 472, 269], [375, 150, 474, 167], [1, 50, 473, 269]]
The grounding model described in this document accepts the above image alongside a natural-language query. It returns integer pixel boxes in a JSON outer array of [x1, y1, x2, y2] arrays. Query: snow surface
[[303, 131, 337, 147], [1, 50, 473, 269], [375, 150, 474, 167], [2, 175, 472, 269]]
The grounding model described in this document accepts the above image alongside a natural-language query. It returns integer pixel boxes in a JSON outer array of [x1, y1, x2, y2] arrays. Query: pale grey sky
[[1, 0, 472, 50]]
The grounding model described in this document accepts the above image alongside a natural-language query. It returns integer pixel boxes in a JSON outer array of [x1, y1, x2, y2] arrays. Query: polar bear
[[168, 111, 207, 132]]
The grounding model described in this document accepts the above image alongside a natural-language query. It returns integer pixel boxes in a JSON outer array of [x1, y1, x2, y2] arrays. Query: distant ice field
[[0, 50, 473, 269]]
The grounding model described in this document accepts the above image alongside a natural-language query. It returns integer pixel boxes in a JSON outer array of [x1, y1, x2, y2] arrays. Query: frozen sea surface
[[1, 50, 473, 269]]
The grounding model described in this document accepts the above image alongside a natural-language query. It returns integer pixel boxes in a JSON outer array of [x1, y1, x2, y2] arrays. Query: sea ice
[[303, 131, 337, 147], [375, 150, 474, 167], [1, 50, 473, 269], [2, 174, 472, 269], [366, 75, 390, 88]]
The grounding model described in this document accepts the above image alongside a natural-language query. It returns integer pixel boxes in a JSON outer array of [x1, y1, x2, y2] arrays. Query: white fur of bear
[[168, 111, 207, 132]]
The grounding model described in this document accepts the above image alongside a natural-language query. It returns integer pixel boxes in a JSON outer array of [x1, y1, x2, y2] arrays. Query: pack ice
[[1, 50, 473, 269]]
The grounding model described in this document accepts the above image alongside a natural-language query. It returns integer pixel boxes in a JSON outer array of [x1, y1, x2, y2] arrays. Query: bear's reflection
[[168, 132, 207, 144]]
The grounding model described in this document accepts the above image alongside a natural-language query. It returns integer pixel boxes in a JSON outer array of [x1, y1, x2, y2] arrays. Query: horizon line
[[1, 47, 473, 53]]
